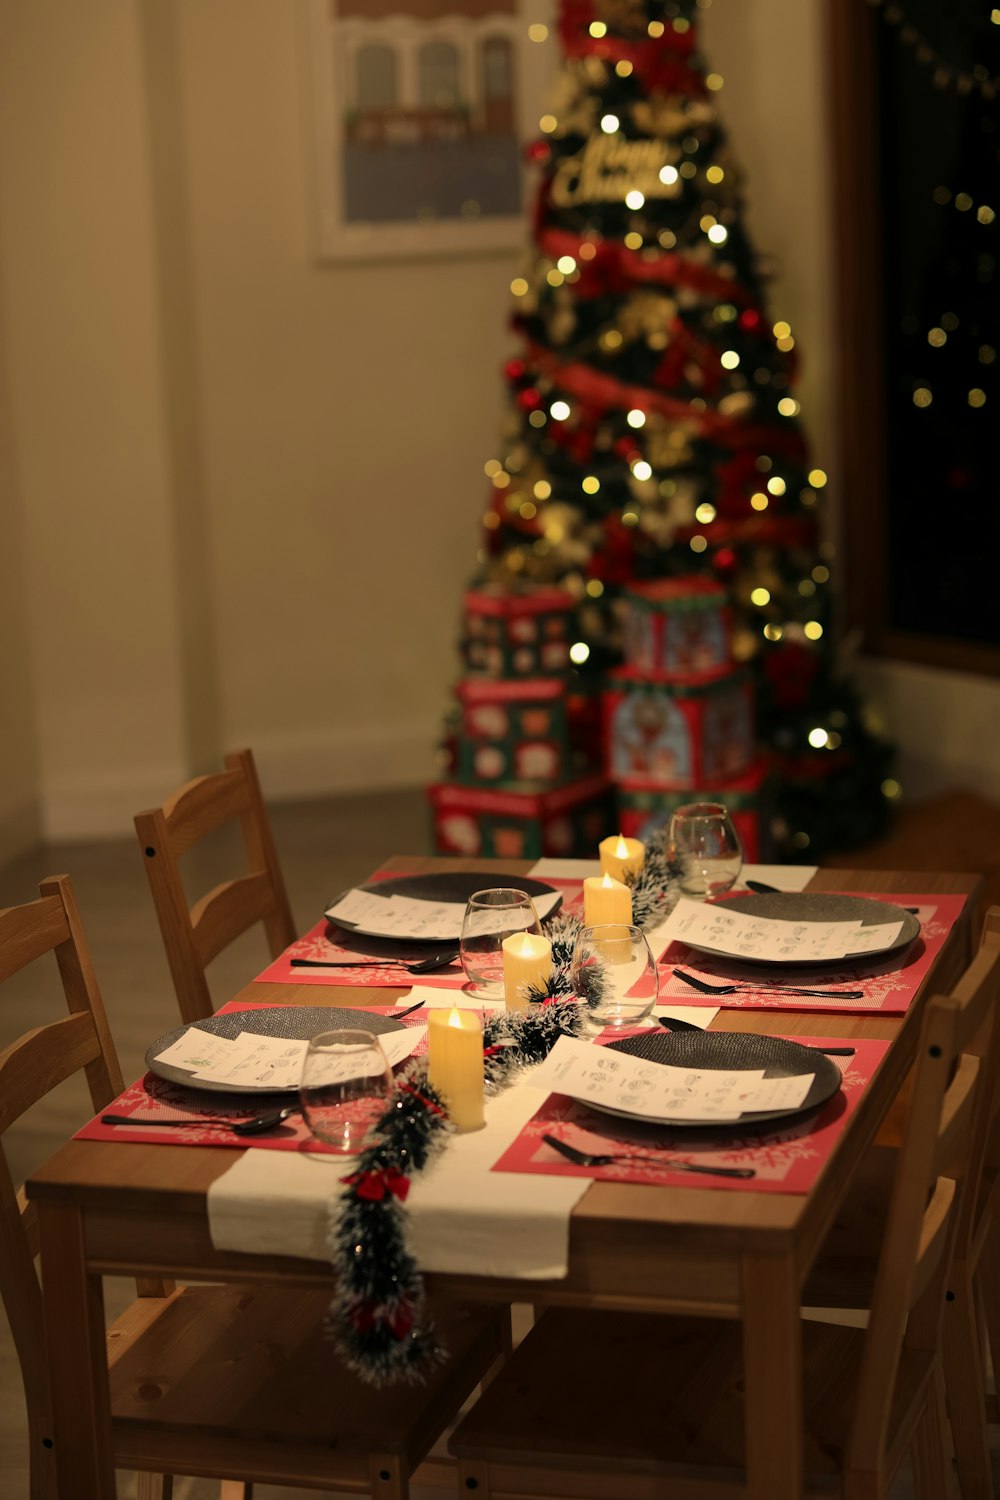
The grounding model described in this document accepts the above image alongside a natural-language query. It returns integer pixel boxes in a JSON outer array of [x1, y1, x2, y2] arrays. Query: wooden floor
[[1, 785, 997, 1499]]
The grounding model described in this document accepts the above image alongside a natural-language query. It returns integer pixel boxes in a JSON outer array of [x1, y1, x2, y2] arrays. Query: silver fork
[[542, 1133, 755, 1179], [673, 968, 864, 1001]]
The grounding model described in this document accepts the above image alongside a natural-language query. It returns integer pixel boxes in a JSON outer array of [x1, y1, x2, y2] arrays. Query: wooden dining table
[[26, 857, 982, 1500]]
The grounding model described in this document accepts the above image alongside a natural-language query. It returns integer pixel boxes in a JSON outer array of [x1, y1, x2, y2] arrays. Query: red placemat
[[73, 1005, 429, 1153], [492, 1034, 891, 1193], [254, 876, 585, 989], [655, 894, 966, 1015]]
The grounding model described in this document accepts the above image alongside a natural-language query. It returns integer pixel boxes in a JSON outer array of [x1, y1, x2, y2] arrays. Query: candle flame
[[601, 873, 616, 888], [615, 834, 629, 857], [516, 932, 536, 956], [447, 1006, 464, 1029]]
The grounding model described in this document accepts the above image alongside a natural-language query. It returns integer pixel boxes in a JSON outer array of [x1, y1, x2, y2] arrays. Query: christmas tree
[[468, 0, 894, 860]]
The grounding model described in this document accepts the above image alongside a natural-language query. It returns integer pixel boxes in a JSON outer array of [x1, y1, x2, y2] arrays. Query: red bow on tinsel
[[342, 1167, 411, 1203], [349, 1299, 415, 1339]]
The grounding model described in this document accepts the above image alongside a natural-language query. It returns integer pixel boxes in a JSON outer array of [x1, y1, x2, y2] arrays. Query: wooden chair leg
[[369, 1453, 407, 1500], [911, 1362, 957, 1500], [136, 1475, 172, 1500], [943, 1269, 993, 1500], [456, 1458, 491, 1499], [976, 1220, 1000, 1398]]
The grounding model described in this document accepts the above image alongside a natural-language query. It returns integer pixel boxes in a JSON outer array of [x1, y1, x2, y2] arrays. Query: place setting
[[253, 866, 565, 989]]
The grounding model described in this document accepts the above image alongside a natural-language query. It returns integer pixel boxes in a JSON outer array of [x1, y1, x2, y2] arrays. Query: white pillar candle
[[583, 873, 633, 928], [426, 1007, 485, 1132], [501, 931, 553, 1012], [599, 833, 646, 884]]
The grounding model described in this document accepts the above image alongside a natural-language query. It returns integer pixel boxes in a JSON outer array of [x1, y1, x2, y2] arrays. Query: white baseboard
[[36, 721, 442, 842], [246, 718, 442, 802], [41, 759, 190, 844], [0, 796, 43, 868]]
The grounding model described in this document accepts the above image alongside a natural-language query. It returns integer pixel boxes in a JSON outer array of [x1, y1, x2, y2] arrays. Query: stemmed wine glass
[[459, 888, 542, 997], [299, 1029, 392, 1152], [667, 802, 743, 899]]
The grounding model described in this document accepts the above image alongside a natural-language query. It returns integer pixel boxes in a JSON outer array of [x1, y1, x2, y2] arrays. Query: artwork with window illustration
[[304, 0, 552, 258]]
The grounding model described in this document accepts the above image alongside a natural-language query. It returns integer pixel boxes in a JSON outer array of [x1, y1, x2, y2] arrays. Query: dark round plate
[[681, 892, 920, 967], [589, 1029, 842, 1127], [325, 872, 562, 944], [145, 1006, 406, 1095]]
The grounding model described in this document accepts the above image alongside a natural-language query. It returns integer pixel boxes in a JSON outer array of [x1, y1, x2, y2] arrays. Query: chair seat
[[109, 1285, 505, 1488], [449, 1307, 932, 1497]]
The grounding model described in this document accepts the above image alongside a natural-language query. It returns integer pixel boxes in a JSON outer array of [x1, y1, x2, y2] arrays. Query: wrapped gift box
[[453, 677, 601, 785], [623, 575, 731, 680], [428, 774, 613, 861], [461, 586, 577, 677], [603, 666, 755, 789], [615, 759, 770, 862]]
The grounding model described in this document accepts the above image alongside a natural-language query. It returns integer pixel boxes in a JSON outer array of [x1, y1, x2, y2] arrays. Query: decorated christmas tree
[[465, 0, 894, 860]]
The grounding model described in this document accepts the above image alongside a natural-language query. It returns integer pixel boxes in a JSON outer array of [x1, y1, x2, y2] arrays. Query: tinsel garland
[[525, 823, 683, 1004], [326, 1001, 585, 1386], [326, 839, 681, 1386]]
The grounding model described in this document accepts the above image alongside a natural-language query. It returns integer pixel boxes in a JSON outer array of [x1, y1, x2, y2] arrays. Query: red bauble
[[516, 387, 542, 411], [525, 140, 551, 165], [739, 309, 762, 331], [504, 358, 527, 383], [712, 546, 738, 576], [762, 641, 821, 710]]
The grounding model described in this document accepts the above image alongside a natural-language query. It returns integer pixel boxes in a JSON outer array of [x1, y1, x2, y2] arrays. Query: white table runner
[[208, 1085, 590, 1279]]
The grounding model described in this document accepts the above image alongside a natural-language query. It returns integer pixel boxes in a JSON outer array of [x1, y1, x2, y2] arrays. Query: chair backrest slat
[[135, 749, 295, 1024], [191, 873, 279, 968], [162, 769, 251, 856], [0, 875, 124, 1441], [845, 909, 1000, 1474], [0, 1013, 103, 1133], [0, 897, 70, 984]]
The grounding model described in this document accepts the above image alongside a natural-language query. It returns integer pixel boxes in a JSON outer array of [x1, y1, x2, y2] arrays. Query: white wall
[[0, 0, 993, 852]]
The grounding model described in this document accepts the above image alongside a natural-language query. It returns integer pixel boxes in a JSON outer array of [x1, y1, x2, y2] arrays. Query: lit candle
[[599, 833, 645, 884], [583, 873, 633, 927], [502, 931, 553, 1012], [426, 1007, 485, 1133]]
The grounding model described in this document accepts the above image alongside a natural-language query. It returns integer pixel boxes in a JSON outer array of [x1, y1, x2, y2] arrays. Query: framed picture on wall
[[302, 0, 554, 261]]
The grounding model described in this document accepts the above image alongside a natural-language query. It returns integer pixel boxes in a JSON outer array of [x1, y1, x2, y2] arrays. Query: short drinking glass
[[667, 802, 743, 898], [299, 1029, 392, 1151], [460, 888, 542, 996], [570, 923, 659, 1030]]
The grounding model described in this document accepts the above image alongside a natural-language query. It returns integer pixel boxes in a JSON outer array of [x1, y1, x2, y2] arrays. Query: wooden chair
[[448, 929, 1000, 1499], [134, 749, 296, 1023], [802, 906, 1000, 1500], [0, 875, 507, 1500]]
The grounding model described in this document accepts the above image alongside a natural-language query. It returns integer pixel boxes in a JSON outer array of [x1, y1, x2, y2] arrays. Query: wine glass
[[459, 888, 542, 996], [299, 1029, 393, 1151], [667, 802, 743, 898], [570, 923, 659, 1031]]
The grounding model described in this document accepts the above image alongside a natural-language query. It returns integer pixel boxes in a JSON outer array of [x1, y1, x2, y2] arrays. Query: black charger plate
[[145, 1006, 406, 1095], [585, 1029, 842, 1128], [325, 871, 562, 944]]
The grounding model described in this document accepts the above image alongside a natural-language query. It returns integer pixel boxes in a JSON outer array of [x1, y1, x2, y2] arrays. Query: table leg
[[742, 1251, 803, 1500], [38, 1200, 117, 1498]]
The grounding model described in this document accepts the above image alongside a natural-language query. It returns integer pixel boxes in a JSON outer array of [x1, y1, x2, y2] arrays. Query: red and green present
[[454, 677, 600, 785], [623, 576, 732, 680], [461, 586, 577, 678], [603, 666, 755, 789], [615, 759, 770, 863], [428, 774, 613, 861]]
